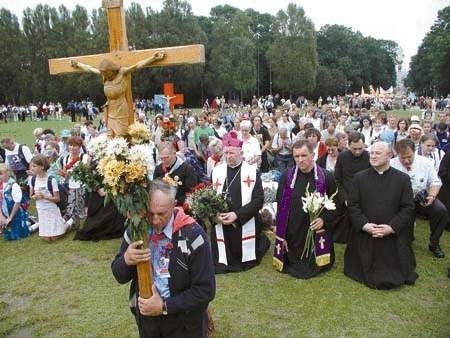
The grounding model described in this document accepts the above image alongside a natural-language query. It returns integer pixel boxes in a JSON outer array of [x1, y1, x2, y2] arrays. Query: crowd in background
[[1, 93, 450, 256]]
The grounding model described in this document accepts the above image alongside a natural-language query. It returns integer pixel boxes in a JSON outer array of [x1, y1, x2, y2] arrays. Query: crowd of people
[[142, 95, 450, 273], [0, 120, 126, 242], [1, 93, 450, 337], [0, 100, 97, 123]]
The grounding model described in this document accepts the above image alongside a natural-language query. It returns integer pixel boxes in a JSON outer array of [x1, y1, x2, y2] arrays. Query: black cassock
[[438, 152, 450, 227], [74, 192, 125, 241], [210, 163, 270, 273], [333, 150, 370, 243], [277, 169, 337, 279], [344, 167, 418, 289], [153, 161, 198, 206]]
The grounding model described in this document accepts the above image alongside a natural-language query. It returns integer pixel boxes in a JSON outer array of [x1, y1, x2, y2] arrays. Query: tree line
[[405, 6, 450, 97], [0, 1, 400, 106]]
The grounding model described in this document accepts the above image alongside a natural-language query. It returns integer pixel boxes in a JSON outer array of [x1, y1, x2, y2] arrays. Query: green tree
[[314, 65, 347, 98], [0, 9, 27, 103], [246, 9, 277, 96], [406, 6, 450, 96], [316, 24, 398, 95], [362, 37, 396, 89], [316, 25, 367, 93], [266, 3, 317, 98], [209, 9, 256, 102]]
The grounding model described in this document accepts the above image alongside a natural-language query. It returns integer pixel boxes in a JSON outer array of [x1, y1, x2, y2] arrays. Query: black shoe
[[428, 244, 445, 258]]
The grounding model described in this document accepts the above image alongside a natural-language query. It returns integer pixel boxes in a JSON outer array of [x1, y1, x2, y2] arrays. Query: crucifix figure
[[70, 53, 165, 137], [48, 0, 204, 138], [163, 83, 184, 114]]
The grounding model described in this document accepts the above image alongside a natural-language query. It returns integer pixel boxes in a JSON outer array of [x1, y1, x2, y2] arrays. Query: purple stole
[[273, 165, 331, 271]]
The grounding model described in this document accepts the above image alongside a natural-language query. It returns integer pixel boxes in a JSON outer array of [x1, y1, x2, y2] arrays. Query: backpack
[[17, 144, 29, 167], [3, 180, 30, 211], [60, 153, 87, 168], [31, 175, 68, 214]]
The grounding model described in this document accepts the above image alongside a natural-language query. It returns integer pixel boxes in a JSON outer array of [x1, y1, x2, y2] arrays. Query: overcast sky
[[1, 0, 448, 70]]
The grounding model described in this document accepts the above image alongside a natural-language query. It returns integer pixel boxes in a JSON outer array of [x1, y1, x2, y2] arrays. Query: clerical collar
[[228, 161, 242, 169], [373, 166, 390, 175]]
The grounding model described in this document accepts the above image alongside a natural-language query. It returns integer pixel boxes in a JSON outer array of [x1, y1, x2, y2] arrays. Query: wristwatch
[[162, 301, 168, 316]]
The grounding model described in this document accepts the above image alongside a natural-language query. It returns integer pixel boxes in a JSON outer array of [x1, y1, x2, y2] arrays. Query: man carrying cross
[[210, 130, 270, 273]]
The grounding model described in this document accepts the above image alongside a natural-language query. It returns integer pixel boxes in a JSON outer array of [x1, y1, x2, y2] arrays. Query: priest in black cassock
[[211, 130, 270, 273], [344, 141, 418, 289], [153, 142, 198, 206], [273, 140, 337, 279], [74, 189, 125, 241], [333, 132, 370, 243]]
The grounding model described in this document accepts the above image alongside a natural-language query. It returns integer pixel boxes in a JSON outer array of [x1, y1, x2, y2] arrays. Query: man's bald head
[[369, 141, 391, 171], [372, 141, 390, 153]]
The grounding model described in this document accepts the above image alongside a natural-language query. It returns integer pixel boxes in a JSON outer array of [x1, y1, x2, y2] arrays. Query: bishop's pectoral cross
[[48, 0, 204, 134]]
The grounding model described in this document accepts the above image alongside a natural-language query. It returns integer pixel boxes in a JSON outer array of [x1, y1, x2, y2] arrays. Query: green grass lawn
[[1, 224, 449, 337], [0, 112, 449, 337]]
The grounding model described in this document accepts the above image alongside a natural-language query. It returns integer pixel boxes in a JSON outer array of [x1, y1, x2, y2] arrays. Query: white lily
[[323, 196, 336, 211]]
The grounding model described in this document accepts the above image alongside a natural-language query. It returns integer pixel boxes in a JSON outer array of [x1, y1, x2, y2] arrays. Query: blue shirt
[[148, 214, 174, 299]]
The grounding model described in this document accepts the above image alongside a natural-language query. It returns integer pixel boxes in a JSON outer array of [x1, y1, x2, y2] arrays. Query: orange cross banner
[[163, 83, 184, 112]]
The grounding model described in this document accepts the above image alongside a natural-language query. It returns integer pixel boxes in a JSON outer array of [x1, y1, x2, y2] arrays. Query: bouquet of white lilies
[[301, 183, 337, 260]]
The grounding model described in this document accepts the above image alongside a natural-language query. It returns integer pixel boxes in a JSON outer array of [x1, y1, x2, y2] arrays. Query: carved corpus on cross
[[48, 0, 204, 134]]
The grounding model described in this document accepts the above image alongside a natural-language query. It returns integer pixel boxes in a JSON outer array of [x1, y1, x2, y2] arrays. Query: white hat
[[410, 115, 420, 122]]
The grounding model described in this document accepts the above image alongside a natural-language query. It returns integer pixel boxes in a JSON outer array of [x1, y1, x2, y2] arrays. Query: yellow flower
[[97, 156, 112, 175], [124, 162, 146, 183], [103, 159, 126, 187], [109, 186, 118, 196], [128, 123, 151, 144], [162, 173, 183, 187]]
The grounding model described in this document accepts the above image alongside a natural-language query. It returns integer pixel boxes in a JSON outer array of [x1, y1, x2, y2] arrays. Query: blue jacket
[[111, 208, 215, 317]]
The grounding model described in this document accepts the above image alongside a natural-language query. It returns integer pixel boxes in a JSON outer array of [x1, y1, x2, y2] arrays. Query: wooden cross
[[48, 0, 204, 129], [243, 175, 255, 187], [163, 83, 184, 113]]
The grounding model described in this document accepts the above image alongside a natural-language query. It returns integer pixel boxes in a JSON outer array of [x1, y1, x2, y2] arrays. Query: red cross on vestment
[[243, 175, 255, 187], [213, 179, 222, 189]]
